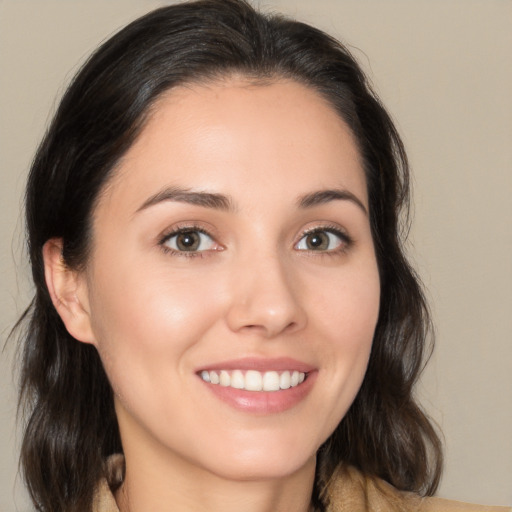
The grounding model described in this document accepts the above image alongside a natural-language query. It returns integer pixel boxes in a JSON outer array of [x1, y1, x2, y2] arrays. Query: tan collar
[[92, 455, 511, 512]]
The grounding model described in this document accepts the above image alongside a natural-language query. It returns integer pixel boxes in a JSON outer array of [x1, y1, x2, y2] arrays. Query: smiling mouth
[[199, 369, 306, 392]]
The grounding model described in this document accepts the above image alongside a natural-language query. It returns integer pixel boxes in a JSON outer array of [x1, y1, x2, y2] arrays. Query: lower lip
[[199, 372, 317, 414]]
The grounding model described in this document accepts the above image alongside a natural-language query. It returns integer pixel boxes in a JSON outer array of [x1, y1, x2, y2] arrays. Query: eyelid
[[294, 224, 353, 252], [157, 221, 353, 257], [158, 223, 222, 256]]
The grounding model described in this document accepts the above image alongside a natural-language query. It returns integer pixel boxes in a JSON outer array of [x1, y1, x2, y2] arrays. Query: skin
[[44, 78, 380, 512]]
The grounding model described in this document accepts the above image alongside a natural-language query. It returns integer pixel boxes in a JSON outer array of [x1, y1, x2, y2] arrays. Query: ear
[[42, 238, 96, 345]]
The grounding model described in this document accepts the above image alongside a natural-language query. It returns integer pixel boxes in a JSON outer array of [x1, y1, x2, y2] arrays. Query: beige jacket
[[92, 456, 511, 512]]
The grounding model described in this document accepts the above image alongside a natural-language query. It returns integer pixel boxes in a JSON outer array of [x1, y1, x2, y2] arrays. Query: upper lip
[[196, 357, 316, 373]]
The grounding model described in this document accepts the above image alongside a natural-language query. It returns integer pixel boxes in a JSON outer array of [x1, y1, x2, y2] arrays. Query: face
[[79, 79, 380, 481]]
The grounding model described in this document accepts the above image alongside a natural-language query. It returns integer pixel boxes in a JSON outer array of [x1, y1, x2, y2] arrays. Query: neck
[[116, 454, 316, 512], [113, 398, 318, 512]]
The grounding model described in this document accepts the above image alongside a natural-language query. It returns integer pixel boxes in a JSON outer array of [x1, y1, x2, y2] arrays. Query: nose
[[225, 251, 307, 338]]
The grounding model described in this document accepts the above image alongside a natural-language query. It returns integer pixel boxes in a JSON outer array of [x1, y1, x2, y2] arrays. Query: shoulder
[[92, 478, 119, 512], [421, 497, 511, 512], [92, 455, 124, 512], [326, 465, 511, 512]]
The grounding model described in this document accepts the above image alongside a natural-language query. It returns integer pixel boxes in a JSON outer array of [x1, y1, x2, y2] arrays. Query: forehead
[[97, 78, 367, 216]]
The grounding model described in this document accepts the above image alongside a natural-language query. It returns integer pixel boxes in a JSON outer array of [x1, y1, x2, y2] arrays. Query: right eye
[[162, 229, 217, 253], [295, 227, 351, 253]]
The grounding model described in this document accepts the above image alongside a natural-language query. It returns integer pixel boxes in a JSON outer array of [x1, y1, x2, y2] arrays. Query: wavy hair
[[16, 1, 442, 510]]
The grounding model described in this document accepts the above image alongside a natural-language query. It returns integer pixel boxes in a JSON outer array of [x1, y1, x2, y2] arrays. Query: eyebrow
[[297, 189, 368, 215], [136, 186, 233, 213], [136, 185, 367, 216]]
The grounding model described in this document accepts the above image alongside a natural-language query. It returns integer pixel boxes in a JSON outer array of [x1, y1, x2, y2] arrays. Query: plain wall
[[1, 1, 510, 510]]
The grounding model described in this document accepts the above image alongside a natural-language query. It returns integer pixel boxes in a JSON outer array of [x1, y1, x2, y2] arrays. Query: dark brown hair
[[17, 1, 442, 510]]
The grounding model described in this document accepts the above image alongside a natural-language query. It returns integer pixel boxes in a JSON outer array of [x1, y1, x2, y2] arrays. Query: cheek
[[312, 257, 380, 347], [306, 258, 380, 421], [86, 261, 224, 393]]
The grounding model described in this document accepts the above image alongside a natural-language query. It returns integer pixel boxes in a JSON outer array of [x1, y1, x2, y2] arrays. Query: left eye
[[295, 230, 345, 251], [164, 230, 216, 252]]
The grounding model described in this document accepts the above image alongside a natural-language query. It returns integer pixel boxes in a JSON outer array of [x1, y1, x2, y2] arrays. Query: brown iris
[[305, 232, 330, 250], [175, 231, 201, 251]]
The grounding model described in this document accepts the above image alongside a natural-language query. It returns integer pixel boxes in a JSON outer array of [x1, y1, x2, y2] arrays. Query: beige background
[[1, 1, 511, 510]]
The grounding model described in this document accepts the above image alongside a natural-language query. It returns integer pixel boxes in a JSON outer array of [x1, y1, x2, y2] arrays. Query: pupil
[[177, 232, 199, 251]]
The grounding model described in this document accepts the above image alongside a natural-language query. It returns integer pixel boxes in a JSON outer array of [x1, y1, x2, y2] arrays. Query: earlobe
[[42, 238, 96, 345]]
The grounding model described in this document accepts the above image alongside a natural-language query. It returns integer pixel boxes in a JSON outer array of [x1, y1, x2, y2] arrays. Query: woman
[[15, 1, 510, 511]]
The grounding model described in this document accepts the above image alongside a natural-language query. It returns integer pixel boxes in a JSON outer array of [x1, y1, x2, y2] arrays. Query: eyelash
[[158, 224, 353, 258], [159, 224, 216, 258], [298, 225, 353, 256]]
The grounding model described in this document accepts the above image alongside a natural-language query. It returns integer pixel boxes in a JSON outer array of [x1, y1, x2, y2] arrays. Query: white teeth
[[279, 371, 291, 389], [262, 371, 280, 391], [231, 369, 245, 389], [219, 370, 230, 387], [201, 369, 307, 391], [245, 370, 263, 391]]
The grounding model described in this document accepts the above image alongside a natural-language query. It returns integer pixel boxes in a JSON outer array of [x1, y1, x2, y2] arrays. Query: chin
[[192, 434, 319, 482], [204, 453, 316, 482]]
